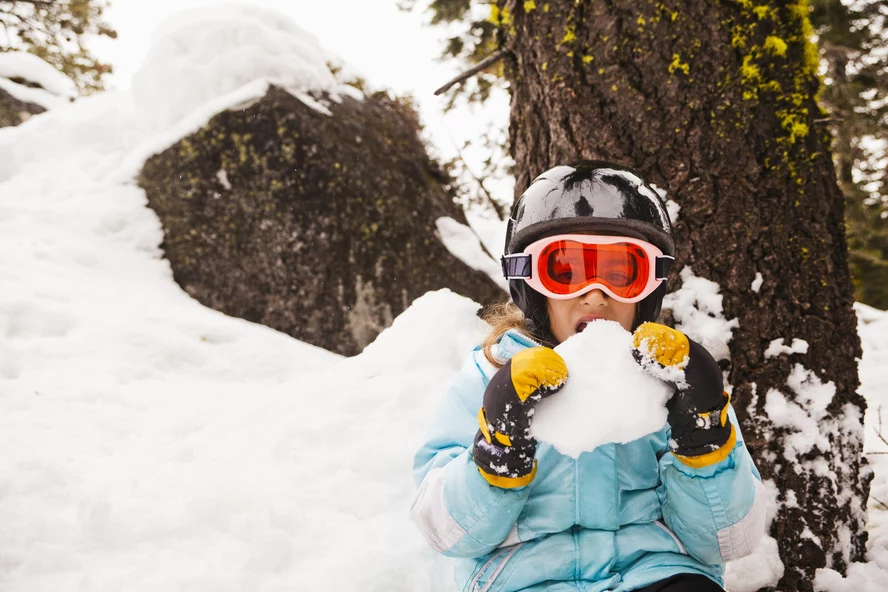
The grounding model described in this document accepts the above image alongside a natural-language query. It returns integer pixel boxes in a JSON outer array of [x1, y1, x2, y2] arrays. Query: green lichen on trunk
[[500, 0, 869, 589]]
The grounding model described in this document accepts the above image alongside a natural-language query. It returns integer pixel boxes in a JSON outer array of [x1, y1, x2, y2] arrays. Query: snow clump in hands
[[530, 320, 676, 458]]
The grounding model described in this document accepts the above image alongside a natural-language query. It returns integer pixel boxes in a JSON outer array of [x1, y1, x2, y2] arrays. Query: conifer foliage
[[417, 0, 888, 308], [0, 0, 117, 93], [811, 0, 888, 309]]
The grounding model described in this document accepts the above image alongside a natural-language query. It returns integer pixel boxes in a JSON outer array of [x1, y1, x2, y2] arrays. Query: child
[[411, 162, 767, 592]]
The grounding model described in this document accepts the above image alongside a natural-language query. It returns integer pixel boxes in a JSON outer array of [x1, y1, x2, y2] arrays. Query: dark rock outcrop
[[139, 86, 503, 356], [0, 86, 46, 128]]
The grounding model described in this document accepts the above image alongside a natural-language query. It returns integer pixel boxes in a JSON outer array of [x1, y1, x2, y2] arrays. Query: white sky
[[90, 0, 513, 204]]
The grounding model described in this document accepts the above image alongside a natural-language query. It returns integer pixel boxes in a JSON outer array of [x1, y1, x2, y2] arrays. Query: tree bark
[[501, 0, 870, 588]]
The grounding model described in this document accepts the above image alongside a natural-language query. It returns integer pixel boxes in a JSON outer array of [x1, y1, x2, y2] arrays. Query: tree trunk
[[500, 0, 870, 588]]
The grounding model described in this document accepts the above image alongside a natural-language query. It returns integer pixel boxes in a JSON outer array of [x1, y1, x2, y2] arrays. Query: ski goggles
[[501, 234, 674, 302]]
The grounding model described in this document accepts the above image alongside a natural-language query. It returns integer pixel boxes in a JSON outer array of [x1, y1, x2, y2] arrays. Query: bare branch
[[875, 426, 888, 449], [871, 494, 888, 511], [450, 136, 508, 221], [877, 406, 888, 449], [434, 49, 509, 96]]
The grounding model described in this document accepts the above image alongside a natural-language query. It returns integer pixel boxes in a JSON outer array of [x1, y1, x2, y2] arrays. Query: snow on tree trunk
[[499, 0, 869, 588]]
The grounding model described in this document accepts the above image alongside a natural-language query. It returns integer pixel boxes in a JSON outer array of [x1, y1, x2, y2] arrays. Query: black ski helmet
[[502, 161, 675, 339]]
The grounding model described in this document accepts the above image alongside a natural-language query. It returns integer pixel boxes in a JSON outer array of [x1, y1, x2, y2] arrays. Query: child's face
[[547, 290, 637, 343]]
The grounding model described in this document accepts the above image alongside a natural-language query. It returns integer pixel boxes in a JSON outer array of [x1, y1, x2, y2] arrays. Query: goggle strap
[[502, 254, 532, 279], [655, 256, 675, 281]]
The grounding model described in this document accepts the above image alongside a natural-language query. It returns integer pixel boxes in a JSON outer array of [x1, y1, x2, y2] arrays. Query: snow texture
[[435, 216, 508, 291], [131, 4, 363, 130], [462, 205, 509, 270], [724, 535, 785, 592], [0, 77, 68, 111], [751, 272, 764, 293], [819, 304, 888, 589], [764, 337, 809, 358], [664, 199, 681, 224], [530, 321, 673, 458], [0, 51, 77, 98], [2, 3, 888, 590], [765, 363, 840, 461], [0, 7, 477, 589], [649, 182, 679, 224], [661, 266, 739, 362]]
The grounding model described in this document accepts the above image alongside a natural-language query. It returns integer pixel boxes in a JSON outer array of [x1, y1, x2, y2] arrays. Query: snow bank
[[0, 51, 77, 98], [3, 1, 888, 589], [435, 216, 507, 291], [531, 321, 673, 457], [0, 51, 76, 112], [724, 535, 785, 592], [131, 3, 363, 129], [0, 77, 68, 111], [0, 4, 484, 589]]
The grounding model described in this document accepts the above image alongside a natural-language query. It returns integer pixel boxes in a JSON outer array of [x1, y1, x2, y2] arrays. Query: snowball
[[530, 320, 674, 458]]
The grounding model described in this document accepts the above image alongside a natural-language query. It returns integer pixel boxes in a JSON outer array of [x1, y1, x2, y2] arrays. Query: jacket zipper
[[470, 543, 524, 592]]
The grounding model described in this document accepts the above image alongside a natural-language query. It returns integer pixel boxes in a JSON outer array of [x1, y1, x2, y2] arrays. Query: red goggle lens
[[538, 240, 651, 298]]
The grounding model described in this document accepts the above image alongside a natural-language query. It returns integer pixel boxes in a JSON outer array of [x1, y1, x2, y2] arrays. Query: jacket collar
[[496, 329, 541, 361]]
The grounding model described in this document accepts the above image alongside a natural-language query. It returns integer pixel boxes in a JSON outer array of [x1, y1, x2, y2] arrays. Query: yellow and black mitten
[[632, 323, 736, 468], [473, 347, 568, 488]]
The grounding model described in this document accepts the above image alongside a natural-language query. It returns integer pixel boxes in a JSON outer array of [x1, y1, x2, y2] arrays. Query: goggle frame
[[501, 234, 674, 303]]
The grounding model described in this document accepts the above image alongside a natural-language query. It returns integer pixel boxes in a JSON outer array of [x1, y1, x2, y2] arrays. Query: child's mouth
[[575, 317, 606, 333]]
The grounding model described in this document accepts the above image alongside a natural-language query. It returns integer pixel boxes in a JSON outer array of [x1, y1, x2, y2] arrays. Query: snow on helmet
[[503, 161, 675, 338]]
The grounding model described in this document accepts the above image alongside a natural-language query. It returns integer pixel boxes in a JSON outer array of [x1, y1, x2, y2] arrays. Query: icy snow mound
[[531, 321, 673, 457], [131, 3, 363, 128], [0, 51, 77, 98], [0, 52, 75, 112], [435, 216, 507, 291]]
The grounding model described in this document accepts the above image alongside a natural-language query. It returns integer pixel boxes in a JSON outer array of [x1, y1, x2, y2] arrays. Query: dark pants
[[634, 574, 725, 592]]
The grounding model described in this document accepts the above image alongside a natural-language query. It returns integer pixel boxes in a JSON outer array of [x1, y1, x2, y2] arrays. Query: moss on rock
[[139, 87, 504, 356]]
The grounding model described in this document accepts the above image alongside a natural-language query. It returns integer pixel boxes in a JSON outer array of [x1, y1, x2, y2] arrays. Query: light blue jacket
[[411, 330, 768, 592]]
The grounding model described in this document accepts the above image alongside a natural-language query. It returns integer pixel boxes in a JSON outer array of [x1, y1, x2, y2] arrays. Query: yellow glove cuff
[[478, 461, 538, 488], [674, 424, 737, 468]]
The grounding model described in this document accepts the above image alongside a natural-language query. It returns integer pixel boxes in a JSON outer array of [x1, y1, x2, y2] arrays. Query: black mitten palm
[[473, 347, 568, 488], [633, 323, 735, 468]]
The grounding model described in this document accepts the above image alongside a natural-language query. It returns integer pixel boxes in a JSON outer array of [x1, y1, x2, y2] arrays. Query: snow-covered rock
[[131, 3, 362, 130], [0, 51, 77, 98], [0, 52, 76, 126], [133, 4, 502, 356]]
